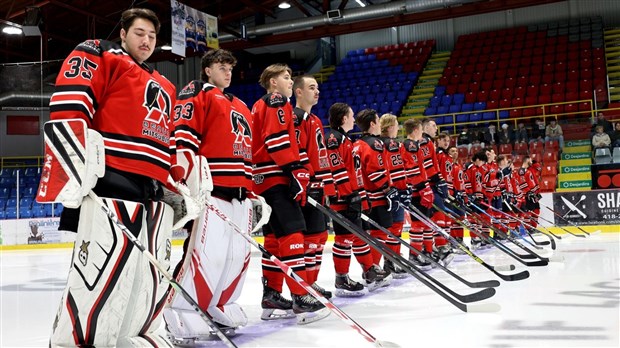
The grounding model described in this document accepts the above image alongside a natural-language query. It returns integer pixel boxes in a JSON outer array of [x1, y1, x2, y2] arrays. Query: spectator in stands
[[592, 112, 613, 136], [484, 124, 499, 145], [592, 125, 611, 150], [498, 123, 513, 145], [545, 119, 564, 150], [531, 118, 546, 142], [471, 128, 485, 148], [611, 122, 620, 148], [515, 122, 529, 144], [457, 125, 473, 150]]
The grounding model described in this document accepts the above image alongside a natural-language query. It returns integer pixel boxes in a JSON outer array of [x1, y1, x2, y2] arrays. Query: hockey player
[[482, 147, 503, 242], [420, 118, 452, 264], [433, 132, 455, 264], [465, 151, 489, 249], [519, 158, 542, 229], [401, 118, 434, 270], [324, 103, 388, 296], [447, 145, 466, 251], [164, 49, 256, 342], [378, 113, 409, 278], [292, 75, 335, 298], [252, 64, 329, 324], [352, 109, 394, 288], [41, 9, 177, 347]]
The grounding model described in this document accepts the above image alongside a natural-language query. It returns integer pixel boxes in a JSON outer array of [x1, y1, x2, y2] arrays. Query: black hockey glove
[[385, 187, 399, 212], [307, 182, 324, 205], [345, 192, 362, 221], [455, 191, 466, 206], [399, 188, 413, 206], [501, 166, 512, 178], [436, 179, 449, 199]]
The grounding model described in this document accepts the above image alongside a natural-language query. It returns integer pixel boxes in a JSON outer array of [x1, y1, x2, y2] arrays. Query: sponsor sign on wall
[[552, 189, 620, 226]]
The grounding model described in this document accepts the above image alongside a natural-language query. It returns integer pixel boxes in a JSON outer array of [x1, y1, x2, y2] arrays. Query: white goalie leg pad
[[165, 197, 251, 338], [37, 119, 104, 208], [51, 196, 172, 347]]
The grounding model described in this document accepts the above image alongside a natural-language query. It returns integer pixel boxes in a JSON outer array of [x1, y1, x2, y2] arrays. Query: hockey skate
[[408, 252, 432, 271], [335, 273, 368, 297], [260, 278, 295, 320], [470, 238, 484, 250], [166, 323, 237, 346], [311, 282, 333, 299], [362, 264, 392, 291], [436, 245, 454, 267], [453, 237, 466, 254], [292, 293, 331, 325], [384, 260, 408, 279]]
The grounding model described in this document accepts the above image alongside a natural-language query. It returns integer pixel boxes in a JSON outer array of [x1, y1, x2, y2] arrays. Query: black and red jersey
[[436, 147, 454, 192], [293, 108, 335, 196], [354, 134, 390, 207], [251, 93, 302, 195], [401, 138, 429, 192], [517, 167, 538, 194], [465, 164, 485, 199], [379, 136, 407, 190], [482, 162, 501, 201], [451, 160, 465, 194], [419, 133, 442, 184], [49, 39, 177, 185], [174, 80, 252, 191], [325, 128, 368, 211]]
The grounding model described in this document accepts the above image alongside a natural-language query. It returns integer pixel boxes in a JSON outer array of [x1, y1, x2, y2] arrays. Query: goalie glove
[[249, 193, 271, 233]]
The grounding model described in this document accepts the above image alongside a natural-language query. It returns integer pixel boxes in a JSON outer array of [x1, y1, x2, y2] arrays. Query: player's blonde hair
[[379, 113, 398, 136], [259, 64, 292, 90]]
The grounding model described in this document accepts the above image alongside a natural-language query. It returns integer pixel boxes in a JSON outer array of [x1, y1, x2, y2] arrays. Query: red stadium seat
[[499, 143, 513, 155], [514, 142, 528, 155]]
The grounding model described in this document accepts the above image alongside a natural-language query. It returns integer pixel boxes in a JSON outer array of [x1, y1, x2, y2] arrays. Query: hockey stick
[[201, 199, 398, 348], [361, 213, 500, 288], [307, 197, 500, 313], [401, 202, 529, 281], [437, 203, 549, 267], [472, 200, 550, 250], [503, 201, 564, 240], [464, 202, 562, 263], [542, 205, 599, 236], [527, 205, 588, 238], [87, 191, 238, 348], [498, 198, 556, 249]]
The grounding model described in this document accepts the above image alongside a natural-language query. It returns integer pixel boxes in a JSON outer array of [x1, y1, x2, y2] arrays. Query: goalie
[[39, 9, 178, 347], [163, 49, 268, 344]]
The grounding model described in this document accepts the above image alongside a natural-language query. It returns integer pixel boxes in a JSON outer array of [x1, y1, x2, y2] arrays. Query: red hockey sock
[[387, 223, 403, 255], [450, 226, 464, 238], [333, 234, 353, 275], [369, 229, 387, 264], [278, 232, 307, 296], [423, 229, 434, 252], [304, 232, 325, 284], [262, 233, 285, 292]]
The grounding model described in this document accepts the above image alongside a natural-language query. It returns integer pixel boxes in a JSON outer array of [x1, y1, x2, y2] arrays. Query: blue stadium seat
[[456, 113, 469, 123], [470, 113, 482, 122], [449, 105, 461, 113], [461, 103, 474, 112], [437, 106, 449, 115], [473, 102, 487, 110], [441, 95, 452, 106], [443, 116, 453, 125], [0, 187, 9, 200], [54, 204, 63, 217], [0, 209, 5, 220], [434, 86, 446, 96], [429, 97, 441, 107], [5, 206, 17, 219], [0, 168, 14, 178], [32, 204, 46, 218], [482, 112, 496, 121], [19, 206, 33, 219], [499, 110, 510, 119], [6, 198, 17, 209], [434, 116, 445, 125], [424, 107, 437, 116], [452, 93, 465, 105]]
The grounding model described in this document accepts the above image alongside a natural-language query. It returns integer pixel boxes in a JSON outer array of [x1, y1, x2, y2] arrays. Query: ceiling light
[[356, 0, 366, 7], [160, 44, 172, 51], [2, 26, 22, 35], [278, 2, 291, 9]]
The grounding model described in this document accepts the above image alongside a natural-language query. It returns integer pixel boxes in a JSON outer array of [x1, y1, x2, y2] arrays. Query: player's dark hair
[[472, 151, 488, 162], [421, 117, 435, 127], [293, 75, 316, 96], [356, 109, 378, 132], [329, 103, 351, 129], [201, 49, 237, 81], [259, 64, 292, 90], [438, 132, 450, 140], [121, 8, 160, 34], [403, 118, 421, 136]]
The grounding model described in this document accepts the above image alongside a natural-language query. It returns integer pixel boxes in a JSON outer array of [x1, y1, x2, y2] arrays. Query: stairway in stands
[[605, 27, 620, 103], [399, 51, 450, 122]]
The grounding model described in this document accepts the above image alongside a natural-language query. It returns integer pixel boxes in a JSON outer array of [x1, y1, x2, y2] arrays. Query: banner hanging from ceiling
[[170, 0, 219, 57]]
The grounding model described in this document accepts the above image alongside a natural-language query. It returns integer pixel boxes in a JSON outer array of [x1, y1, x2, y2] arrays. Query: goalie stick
[[200, 198, 398, 348], [307, 197, 501, 313], [401, 203, 529, 282], [360, 213, 500, 289], [87, 191, 238, 348]]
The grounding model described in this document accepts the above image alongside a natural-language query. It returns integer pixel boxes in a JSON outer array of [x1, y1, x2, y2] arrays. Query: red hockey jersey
[[355, 135, 390, 207], [436, 147, 454, 192], [251, 93, 302, 195], [174, 81, 252, 191], [401, 138, 429, 192], [419, 133, 442, 184], [49, 40, 177, 185], [380, 136, 408, 190]]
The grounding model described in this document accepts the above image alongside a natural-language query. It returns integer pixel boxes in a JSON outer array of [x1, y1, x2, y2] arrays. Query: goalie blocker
[[38, 119, 175, 346]]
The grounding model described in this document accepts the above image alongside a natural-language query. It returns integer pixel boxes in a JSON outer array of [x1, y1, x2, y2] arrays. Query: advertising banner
[[552, 189, 620, 226]]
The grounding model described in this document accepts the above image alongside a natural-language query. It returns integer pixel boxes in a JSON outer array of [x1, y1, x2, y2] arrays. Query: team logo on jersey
[[387, 139, 399, 152], [253, 174, 264, 185], [407, 140, 418, 152], [230, 110, 252, 154], [326, 133, 339, 149], [78, 240, 90, 266], [142, 79, 172, 143], [316, 128, 329, 168], [372, 139, 383, 151]]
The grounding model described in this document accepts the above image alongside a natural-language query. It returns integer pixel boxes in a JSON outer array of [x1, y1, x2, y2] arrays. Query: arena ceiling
[[0, 0, 561, 64]]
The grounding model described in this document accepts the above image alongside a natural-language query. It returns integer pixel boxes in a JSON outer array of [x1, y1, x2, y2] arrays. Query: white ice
[[1, 233, 618, 348]]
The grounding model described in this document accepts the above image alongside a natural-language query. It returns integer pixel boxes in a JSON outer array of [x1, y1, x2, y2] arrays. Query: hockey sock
[[304, 232, 325, 284], [369, 229, 388, 264], [352, 235, 374, 271], [278, 232, 308, 296], [387, 222, 403, 255], [333, 234, 353, 275], [423, 229, 434, 253], [450, 226, 464, 238], [409, 224, 424, 256], [531, 209, 540, 228], [262, 233, 284, 292]]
